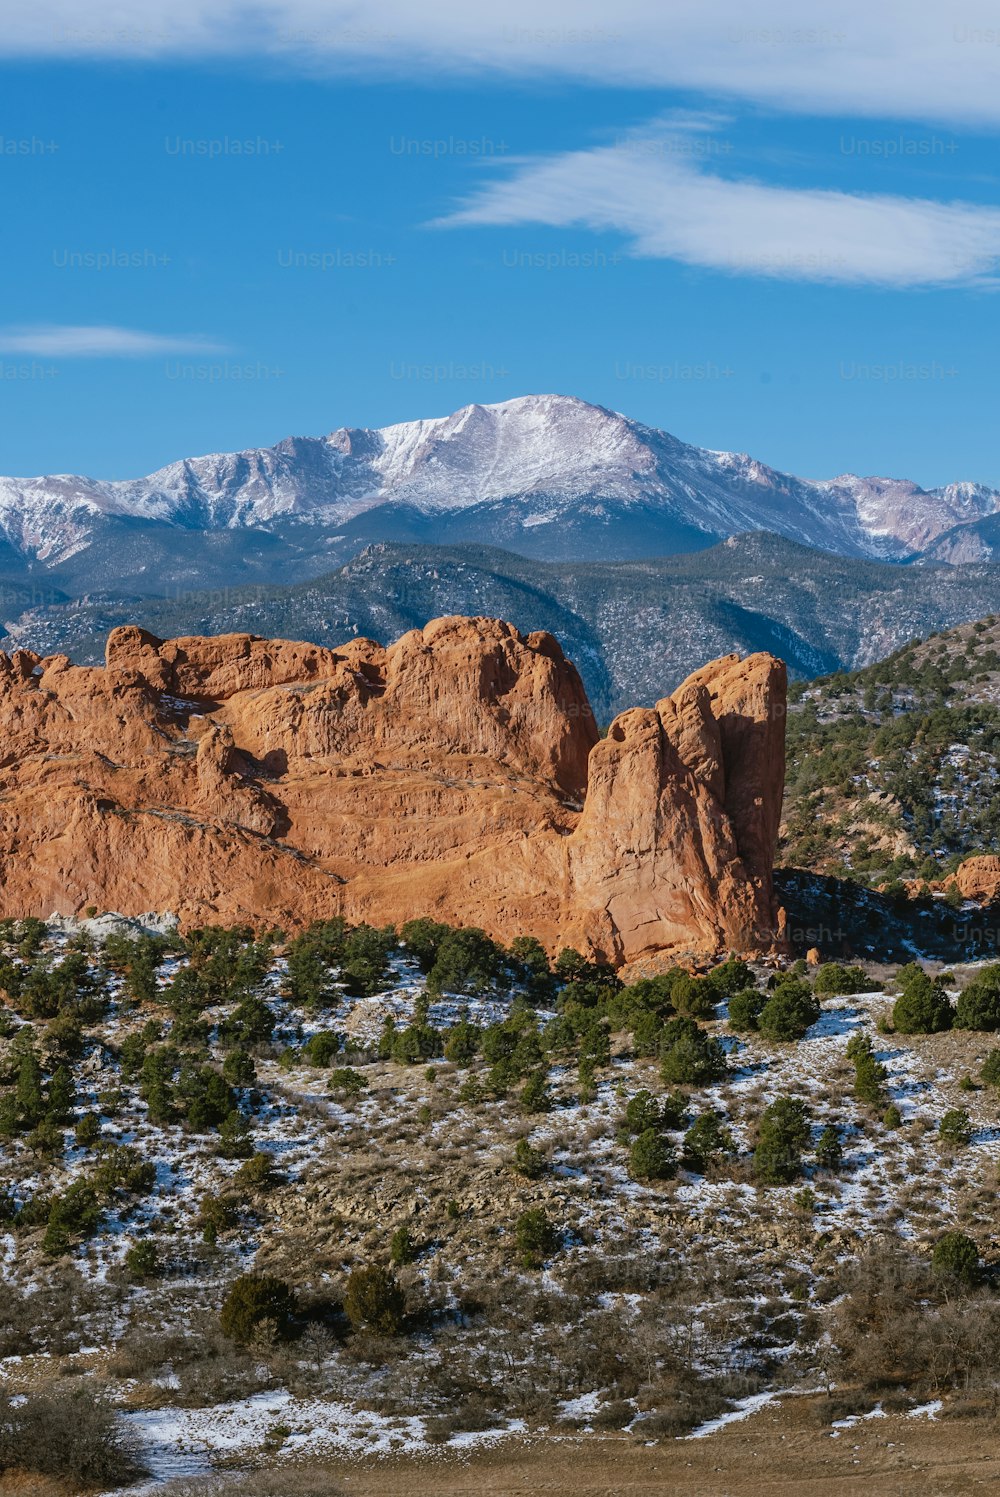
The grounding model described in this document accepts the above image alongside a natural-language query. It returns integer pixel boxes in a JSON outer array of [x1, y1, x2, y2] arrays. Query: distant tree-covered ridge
[[782, 614, 1000, 888]]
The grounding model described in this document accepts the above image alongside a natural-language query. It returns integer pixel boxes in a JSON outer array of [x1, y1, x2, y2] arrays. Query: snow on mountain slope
[[1, 394, 997, 571]]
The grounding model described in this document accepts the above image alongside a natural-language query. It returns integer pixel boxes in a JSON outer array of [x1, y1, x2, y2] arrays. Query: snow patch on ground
[[110, 1392, 528, 1493]]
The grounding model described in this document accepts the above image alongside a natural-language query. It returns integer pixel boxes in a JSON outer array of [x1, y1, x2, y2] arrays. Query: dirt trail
[[327, 1408, 1000, 1497]]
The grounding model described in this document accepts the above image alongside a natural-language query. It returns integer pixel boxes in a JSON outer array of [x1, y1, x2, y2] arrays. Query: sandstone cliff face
[[569, 652, 787, 961], [0, 619, 786, 962]]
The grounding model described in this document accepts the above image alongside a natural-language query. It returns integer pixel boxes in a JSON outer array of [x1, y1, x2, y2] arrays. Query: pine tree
[[15, 1049, 44, 1127], [46, 1063, 75, 1123]]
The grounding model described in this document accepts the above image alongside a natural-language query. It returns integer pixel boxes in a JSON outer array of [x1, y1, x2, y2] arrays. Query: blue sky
[[1, 2, 998, 488]]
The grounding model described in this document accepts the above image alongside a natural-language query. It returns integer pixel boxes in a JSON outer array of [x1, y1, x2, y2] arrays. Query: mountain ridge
[[4, 394, 999, 586]]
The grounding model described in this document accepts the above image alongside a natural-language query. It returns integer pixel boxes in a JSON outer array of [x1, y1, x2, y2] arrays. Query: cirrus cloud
[[4, 2, 1000, 128], [0, 325, 231, 357], [432, 132, 1000, 288]]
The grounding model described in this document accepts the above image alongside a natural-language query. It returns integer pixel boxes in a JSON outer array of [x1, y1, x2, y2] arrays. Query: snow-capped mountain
[[0, 395, 997, 592]]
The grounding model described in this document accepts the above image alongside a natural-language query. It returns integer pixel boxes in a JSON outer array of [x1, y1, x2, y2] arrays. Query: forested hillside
[[782, 616, 1000, 887]]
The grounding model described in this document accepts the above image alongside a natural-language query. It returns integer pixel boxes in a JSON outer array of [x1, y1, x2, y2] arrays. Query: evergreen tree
[[815, 1123, 843, 1170], [659, 1017, 727, 1086], [15, 1049, 44, 1127], [931, 1230, 980, 1284], [629, 1127, 677, 1181], [892, 968, 953, 1034], [682, 1111, 736, 1170], [220, 1272, 297, 1342], [46, 1064, 75, 1123], [753, 1097, 810, 1184], [343, 1265, 405, 1333]]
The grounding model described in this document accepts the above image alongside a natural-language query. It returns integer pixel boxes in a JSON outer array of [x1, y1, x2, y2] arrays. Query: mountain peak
[[1, 396, 999, 583]]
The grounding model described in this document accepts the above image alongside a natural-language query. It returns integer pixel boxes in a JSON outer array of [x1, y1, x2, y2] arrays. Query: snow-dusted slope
[[1, 394, 996, 572]]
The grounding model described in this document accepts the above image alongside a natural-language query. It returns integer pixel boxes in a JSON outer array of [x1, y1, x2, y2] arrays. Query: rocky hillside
[[781, 615, 1000, 886], [0, 621, 785, 962], [8, 535, 1000, 721], [3, 919, 1000, 1490]]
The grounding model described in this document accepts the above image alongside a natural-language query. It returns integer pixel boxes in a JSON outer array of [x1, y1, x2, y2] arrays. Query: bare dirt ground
[[326, 1404, 1000, 1497]]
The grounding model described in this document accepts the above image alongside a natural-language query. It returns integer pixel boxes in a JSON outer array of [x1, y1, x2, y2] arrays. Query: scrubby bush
[[815, 1124, 843, 1170], [814, 962, 879, 995], [220, 1273, 297, 1343], [519, 1069, 552, 1114], [285, 944, 335, 1009], [514, 1207, 559, 1267], [74, 1111, 101, 1148], [139, 1047, 176, 1123], [612, 974, 676, 1033], [622, 1088, 687, 1135], [426, 926, 507, 998], [511, 1137, 546, 1179], [217, 1110, 254, 1159], [389, 1226, 416, 1266], [302, 1031, 341, 1067], [400, 917, 452, 974], [704, 957, 756, 997], [343, 1265, 405, 1333], [847, 1034, 889, 1108], [443, 1020, 480, 1065], [668, 973, 716, 1020], [507, 935, 556, 1003], [327, 1067, 367, 1100], [222, 1049, 257, 1087], [124, 1240, 160, 1280], [932, 1230, 980, 1284], [92, 1144, 156, 1199], [0, 1384, 144, 1486], [727, 988, 766, 1033], [42, 1181, 102, 1256], [390, 1022, 443, 1065], [233, 1152, 279, 1193], [339, 924, 397, 998], [938, 1108, 973, 1147], [180, 1064, 236, 1133], [197, 1192, 238, 1243], [222, 994, 276, 1048], [578, 1017, 611, 1068], [981, 1048, 1000, 1087]]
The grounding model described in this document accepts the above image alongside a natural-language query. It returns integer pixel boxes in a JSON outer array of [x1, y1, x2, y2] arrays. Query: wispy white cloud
[[0, 325, 230, 357], [4, 2, 1000, 127], [433, 132, 1000, 288]]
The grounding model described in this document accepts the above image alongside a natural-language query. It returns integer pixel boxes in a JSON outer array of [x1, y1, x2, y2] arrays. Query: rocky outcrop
[[0, 619, 786, 962], [568, 652, 787, 961], [952, 856, 1000, 904]]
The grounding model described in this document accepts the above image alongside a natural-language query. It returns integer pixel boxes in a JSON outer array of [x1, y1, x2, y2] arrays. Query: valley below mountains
[[7, 534, 1000, 721]]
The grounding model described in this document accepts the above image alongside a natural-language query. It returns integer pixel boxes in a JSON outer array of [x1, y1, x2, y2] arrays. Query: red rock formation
[[0, 620, 787, 962], [951, 856, 1000, 904]]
